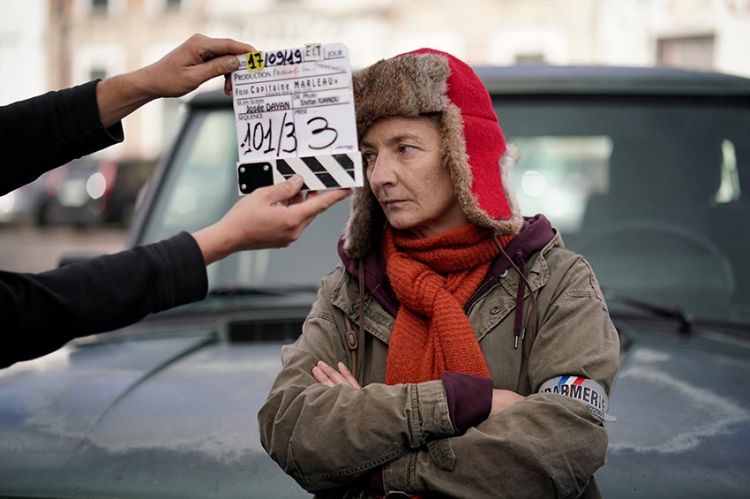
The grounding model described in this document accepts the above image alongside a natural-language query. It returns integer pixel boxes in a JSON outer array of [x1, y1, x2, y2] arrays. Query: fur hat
[[343, 48, 522, 258]]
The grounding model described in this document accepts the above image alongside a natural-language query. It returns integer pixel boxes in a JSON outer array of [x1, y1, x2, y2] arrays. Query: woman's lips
[[382, 199, 407, 208]]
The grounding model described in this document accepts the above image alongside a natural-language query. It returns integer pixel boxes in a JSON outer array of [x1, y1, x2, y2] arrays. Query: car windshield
[[140, 96, 750, 324]]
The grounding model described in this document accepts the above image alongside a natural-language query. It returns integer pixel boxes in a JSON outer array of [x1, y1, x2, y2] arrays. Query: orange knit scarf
[[383, 224, 514, 384]]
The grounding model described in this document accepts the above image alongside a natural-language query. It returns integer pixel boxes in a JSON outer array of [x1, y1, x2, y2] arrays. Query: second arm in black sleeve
[[0, 232, 208, 368]]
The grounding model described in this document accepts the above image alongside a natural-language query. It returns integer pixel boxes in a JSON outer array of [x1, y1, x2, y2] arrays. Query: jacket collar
[[337, 214, 557, 316]]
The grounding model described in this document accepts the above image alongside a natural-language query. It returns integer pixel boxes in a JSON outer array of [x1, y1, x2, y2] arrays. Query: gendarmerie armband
[[539, 375, 616, 423]]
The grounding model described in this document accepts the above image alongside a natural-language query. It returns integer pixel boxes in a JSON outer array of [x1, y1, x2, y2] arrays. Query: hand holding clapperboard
[[231, 43, 364, 193]]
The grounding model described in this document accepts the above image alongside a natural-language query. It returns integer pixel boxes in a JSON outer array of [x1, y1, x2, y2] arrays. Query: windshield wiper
[[605, 291, 693, 334], [207, 286, 284, 297]]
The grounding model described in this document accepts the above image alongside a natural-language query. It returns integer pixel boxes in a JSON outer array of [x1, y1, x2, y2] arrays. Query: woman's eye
[[362, 152, 376, 165]]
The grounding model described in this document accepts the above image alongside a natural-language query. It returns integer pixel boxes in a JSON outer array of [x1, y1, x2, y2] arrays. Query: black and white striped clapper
[[237, 152, 363, 194]]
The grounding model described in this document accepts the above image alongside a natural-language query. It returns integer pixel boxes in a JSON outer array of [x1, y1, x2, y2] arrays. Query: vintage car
[[1, 65, 749, 498]]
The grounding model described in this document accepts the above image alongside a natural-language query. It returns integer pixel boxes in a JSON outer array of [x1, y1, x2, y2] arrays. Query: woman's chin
[[385, 216, 419, 233]]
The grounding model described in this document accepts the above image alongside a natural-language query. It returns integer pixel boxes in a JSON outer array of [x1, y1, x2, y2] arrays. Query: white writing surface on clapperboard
[[231, 43, 364, 193]]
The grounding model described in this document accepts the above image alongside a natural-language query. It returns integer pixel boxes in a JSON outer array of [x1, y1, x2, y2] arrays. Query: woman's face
[[361, 115, 468, 239]]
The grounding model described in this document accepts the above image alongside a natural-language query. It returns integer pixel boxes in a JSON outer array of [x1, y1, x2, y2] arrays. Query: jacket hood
[[338, 214, 556, 316]]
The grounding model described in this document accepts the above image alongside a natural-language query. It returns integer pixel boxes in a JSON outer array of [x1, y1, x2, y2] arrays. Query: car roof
[[476, 64, 750, 96], [190, 64, 750, 108]]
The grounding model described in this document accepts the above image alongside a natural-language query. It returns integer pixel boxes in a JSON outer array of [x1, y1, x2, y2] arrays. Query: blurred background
[[2, 0, 750, 273]]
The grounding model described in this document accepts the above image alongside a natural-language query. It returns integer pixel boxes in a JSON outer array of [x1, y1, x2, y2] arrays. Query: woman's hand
[[490, 388, 524, 416], [312, 361, 361, 389]]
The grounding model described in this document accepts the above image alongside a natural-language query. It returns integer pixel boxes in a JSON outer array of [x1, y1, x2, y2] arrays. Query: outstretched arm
[[1, 177, 349, 368], [96, 34, 253, 128], [0, 33, 253, 194]]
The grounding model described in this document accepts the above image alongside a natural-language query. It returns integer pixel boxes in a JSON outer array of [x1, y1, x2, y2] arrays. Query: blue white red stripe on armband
[[538, 375, 616, 423]]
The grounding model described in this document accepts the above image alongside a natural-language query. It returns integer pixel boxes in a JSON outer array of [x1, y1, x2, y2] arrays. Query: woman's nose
[[368, 153, 396, 189]]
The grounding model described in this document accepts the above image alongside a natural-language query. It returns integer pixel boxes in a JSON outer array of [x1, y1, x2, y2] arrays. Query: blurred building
[[0, 0, 48, 106], [377, 0, 750, 74], [3, 0, 749, 162]]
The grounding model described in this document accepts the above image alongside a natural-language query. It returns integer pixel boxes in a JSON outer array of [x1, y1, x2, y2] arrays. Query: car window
[[509, 135, 613, 234], [141, 109, 350, 290], [499, 97, 750, 322], [143, 110, 237, 238]]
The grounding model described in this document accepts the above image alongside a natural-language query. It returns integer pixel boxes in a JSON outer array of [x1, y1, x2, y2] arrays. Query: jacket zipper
[[464, 270, 507, 316]]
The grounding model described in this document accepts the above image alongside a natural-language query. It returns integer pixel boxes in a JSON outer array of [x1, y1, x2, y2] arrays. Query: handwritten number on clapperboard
[[306, 117, 339, 150], [259, 122, 273, 153], [241, 124, 254, 153], [241, 115, 338, 155], [264, 49, 303, 68], [281, 114, 297, 153]]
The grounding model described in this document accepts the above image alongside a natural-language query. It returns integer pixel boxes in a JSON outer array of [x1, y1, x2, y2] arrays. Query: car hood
[[0, 329, 307, 499], [2, 318, 750, 498], [597, 319, 750, 498]]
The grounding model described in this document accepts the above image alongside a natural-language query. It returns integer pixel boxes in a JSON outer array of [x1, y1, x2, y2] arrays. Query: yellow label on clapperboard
[[246, 51, 265, 72]]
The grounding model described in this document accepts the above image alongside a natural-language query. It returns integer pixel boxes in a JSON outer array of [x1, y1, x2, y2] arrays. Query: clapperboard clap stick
[[238, 153, 361, 193]]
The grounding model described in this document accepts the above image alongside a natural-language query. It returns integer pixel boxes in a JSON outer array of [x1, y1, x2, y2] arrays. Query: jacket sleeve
[[0, 80, 123, 195], [0, 232, 208, 368], [258, 268, 456, 492], [381, 254, 620, 499]]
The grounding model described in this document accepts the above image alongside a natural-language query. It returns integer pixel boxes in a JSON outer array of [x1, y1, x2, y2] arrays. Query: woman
[[259, 48, 619, 499]]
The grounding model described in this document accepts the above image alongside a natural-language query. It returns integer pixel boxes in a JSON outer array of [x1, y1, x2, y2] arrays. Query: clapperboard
[[231, 43, 364, 193]]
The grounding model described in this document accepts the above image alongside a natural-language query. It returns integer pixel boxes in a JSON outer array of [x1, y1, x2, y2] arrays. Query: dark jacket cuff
[[144, 231, 209, 309], [442, 372, 492, 434], [68, 80, 124, 155], [369, 467, 385, 495]]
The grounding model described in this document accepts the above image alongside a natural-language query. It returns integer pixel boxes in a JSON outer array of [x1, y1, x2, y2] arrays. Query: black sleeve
[[0, 80, 124, 196], [0, 232, 208, 368]]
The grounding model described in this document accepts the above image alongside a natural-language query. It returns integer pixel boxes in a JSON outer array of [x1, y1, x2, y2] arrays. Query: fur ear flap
[[496, 144, 524, 236], [343, 181, 386, 259], [500, 144, 523, 224], [447, 132, 523, 237]]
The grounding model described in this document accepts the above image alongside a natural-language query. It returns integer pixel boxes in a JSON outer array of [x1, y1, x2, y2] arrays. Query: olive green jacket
[[259, 233, 620, 498]]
